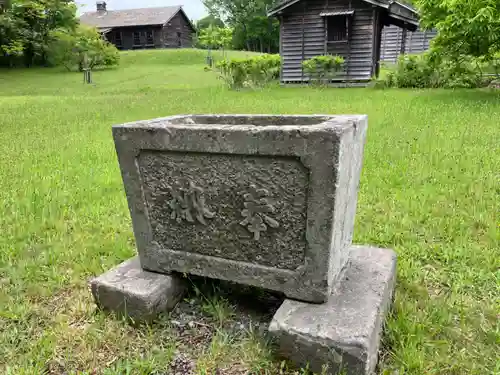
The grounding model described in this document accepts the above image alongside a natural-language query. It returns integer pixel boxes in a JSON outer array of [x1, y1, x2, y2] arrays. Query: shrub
[[490, 52, 500, 78], [216, 58, 247, 89], [391, 54, 436, 88], [247, 54, 281, 84], [49, 26, 120, 71], [489, 79, 500, 89], [302, 55, 344, 85], [377, 53, 486, 89], [216, 54, 281, 89]]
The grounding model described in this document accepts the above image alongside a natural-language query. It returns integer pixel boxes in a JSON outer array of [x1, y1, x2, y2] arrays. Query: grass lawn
[[0, 49, 498, 375]]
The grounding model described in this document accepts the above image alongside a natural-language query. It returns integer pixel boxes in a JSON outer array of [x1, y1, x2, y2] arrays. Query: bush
[[489, 52, 500, 78], [95, 42, 120, 68], [390, 54, 436, 88], [489, 79, 500, 89], [247, 54, 281, 84], [377, 53, 486, 89], [302, 55, 344, 85], [49, 26, 120, 71], [216, 54, 281, 89]]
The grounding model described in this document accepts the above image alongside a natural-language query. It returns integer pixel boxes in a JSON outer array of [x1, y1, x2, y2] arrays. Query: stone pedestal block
[[269, 246, 397, 375], [112, 114, 368, 303], [90, 257, 187, 322]]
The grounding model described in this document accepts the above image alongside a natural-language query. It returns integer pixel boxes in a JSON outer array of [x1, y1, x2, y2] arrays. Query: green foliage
[[247, 53, 281, 84], [490, 52, 500, 77], [232, 16, 279, 53], [49, 26, 119, 71], [382, 54, 435, 89], [0, 0, 77, 67], [202, 0, 280, 52], [197, 25, 233, 50], [416, 0, 500, 60], [377, 53, 491, 89], [302, 55, 345, 85], [0, 7, 25, 66], [196, 14, 225, 30], [216, 54, 281, 89], [489, 79, 500, 89]]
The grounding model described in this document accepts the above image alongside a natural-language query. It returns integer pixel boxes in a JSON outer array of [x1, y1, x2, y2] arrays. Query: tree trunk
[[241, 23, 251, 51], [24, 45, 34, 67], [267, 18, 272, 53]]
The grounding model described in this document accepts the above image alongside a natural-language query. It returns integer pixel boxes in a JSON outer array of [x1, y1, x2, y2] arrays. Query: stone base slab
[[269, 246, 397, 375], [90, 257, 187, 322]]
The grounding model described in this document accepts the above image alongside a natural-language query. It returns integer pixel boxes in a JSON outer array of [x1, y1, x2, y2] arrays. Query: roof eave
[[92, 23, 164, 28], [268, 0, 419, 22], [161, 6, 181, 26], [387, 2, 419, 26], [395, 1, 418, 13], [162, 6, 196, 32], [267, 0, 301, 16], [360, 0, 390, 9], [388, 13, 419, 27]]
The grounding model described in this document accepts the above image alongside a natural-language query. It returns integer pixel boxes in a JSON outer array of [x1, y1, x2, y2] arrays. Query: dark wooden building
[[381, 25, 437, 63], [0, 0, 7, 12], [80, 2, 196, 50], [268, 0, 419, 83]]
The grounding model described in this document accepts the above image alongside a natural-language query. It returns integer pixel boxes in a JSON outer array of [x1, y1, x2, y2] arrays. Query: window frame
[[177, 31, 182, 47], [114, 31, 123, 48], [133, 31, 141, 47], [321, 11, 354, 45], [326, 14, 349, 43], [145, 30, 154, 46]]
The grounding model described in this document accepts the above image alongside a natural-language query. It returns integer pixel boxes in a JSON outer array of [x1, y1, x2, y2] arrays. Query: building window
[[177, 32, 182, 47], [146, 30, 154, 45], [133, 31, 141, 46], [115, 31, 123, 48], [327, 15, 348, 42]]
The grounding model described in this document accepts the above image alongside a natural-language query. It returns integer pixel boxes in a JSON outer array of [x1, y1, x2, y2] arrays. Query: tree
[[197, 25, 232, 50], [202, 0, 279, 52], [0, 0, 77, 67], [49, 25, 119, 71], [0, 5, 24, 66], [233, 15, 279, 53], [417, 0, 500, 60], [197, 14, 224, 30]]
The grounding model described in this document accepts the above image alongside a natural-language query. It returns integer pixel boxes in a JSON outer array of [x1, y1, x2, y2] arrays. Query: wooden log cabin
[[80, 2, 196, 50], [268, 0, 419, 84]]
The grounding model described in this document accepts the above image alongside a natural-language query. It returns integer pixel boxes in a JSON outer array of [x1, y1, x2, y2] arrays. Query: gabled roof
[[268, 0, 419, 27], [80, 5, 195, 31]]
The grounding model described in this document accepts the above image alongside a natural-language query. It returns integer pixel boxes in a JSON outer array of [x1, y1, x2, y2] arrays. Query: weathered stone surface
[[269, 246, 397, 375], [113, 114, 368, 303], [90, 257, 186, 322], [138, 152, 308, 270]]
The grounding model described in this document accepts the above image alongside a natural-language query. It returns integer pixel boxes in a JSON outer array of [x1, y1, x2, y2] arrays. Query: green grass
[[0, 49, 499, 375]]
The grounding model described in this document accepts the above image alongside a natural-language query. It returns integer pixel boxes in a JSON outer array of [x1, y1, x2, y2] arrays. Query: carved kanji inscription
[[168, 179, 215, 225], [240, 185, 279, 240]]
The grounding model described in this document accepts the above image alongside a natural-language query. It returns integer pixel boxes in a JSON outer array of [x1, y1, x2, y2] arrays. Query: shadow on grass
[[180, 275, 285, 326]]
